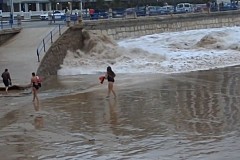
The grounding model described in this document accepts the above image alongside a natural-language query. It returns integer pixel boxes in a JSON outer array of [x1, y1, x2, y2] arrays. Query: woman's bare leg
[[108, 82, 116, 98], [32, 90, 36, 102], [107, 83, 111, 97], [5, 86, 8, 94], [112, 89, 116, 98], [32, 89, 38, 102], [35, 91, 39, 102], [110, 83, 116, 98]]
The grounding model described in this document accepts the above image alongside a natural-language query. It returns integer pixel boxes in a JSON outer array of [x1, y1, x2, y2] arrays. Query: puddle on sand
[[0, 67, 240, 159]]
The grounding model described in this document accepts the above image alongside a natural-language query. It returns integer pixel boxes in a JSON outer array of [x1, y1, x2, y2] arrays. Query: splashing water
[[58, 27, 240, 75], [58, 30, 165, 75]]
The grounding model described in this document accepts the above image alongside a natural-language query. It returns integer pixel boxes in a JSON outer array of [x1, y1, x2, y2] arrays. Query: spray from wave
[[167, 29, 240, 51], [59, 27, 240, 76], [58, 30, 166, 75], [195, 30, 240, 51]]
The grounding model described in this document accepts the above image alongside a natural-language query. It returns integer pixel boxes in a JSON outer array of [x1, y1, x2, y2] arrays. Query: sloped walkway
[[0, 26, 67, 86]]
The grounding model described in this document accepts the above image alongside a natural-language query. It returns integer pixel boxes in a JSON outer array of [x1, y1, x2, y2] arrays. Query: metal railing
[[0, 19, 21, 29], [36, 24, 64, 62]]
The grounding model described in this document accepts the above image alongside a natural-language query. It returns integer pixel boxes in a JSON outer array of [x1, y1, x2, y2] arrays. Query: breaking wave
[[58, 30, 165, 75], [58, 27, 240, 76]]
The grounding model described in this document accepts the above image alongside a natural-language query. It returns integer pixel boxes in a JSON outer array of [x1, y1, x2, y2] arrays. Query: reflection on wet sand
[[174, 68, 240, 139], [33, 102, 44, 129], [34, 116, 44, 129], [106, 99, 118, 126], [1, 67, 240, 159], [0, 103, 40, 160], [33, 101, 40, 112], [0, 110, 19, 130]]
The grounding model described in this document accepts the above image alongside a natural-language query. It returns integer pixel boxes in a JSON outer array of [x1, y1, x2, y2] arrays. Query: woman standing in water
[[31, 72, 40, 102], [105, 66, 116, 98]]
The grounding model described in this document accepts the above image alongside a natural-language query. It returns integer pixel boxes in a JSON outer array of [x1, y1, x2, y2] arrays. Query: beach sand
[[1, 66, 240, 159]]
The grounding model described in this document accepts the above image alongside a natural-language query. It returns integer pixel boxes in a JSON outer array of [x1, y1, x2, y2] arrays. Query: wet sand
[[1, 66, 240, 160]]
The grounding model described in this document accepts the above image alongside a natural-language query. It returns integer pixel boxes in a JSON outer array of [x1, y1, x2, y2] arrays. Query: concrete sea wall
[[83, 11, 240, 40], [37, 25, 83, 76], [0, 28, 21, 45], [37, 10, 240, 76]]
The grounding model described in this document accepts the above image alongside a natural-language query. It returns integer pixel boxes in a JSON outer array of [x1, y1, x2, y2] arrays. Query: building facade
[[1, 0, 100, 12]]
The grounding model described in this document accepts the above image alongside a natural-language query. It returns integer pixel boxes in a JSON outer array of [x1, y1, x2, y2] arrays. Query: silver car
[[40, 11, 65, 20]]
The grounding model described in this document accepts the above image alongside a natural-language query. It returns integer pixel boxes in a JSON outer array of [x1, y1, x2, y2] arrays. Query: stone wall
[[83, 11, 240, 40], [37, 25, 83, 76], [37, 10, 240, 76], [0, 28, 21, 45]]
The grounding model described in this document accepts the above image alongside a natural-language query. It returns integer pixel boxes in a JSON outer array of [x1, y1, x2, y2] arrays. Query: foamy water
[[3, 27, 240, 159], [58, 27, 240, 75]]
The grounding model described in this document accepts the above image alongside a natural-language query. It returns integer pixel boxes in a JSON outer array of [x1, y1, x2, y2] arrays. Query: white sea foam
[[58, 27, 240, 75]]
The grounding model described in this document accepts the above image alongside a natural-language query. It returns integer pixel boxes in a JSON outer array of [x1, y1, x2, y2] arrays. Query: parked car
[[193, 4, 205, 12], [135, 7, 146, 17], [125, 8, 136, 15], [176, 3, 193, 13], [124, 7, 146, 17], [70, 14, 78, 21], [219, 2, 238, 11], [91, 9, 108, 20], [161, 5, 174, 14], [75, 9, 90, 19], [40, 11, 65, 20], [149, 6, 162, 16], [112, 8, 125, 18], [98, 10, 108, 19]]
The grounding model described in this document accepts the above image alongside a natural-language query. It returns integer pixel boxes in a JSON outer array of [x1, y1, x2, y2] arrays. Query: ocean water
[[58, 26, 240, 75], [1, 27, 240, 160]]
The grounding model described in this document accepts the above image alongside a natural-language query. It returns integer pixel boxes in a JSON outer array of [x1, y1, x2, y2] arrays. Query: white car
[[40, 11, 65, 20], [161, 5, 174, 14], [176, 3, 193, 13]]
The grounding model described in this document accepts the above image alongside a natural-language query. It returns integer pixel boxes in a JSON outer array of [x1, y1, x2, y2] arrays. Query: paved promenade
[[0, 26, 67, 86]]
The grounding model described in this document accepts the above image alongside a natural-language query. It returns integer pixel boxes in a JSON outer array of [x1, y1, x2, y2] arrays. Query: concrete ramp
[[0, 27, 67, 86]]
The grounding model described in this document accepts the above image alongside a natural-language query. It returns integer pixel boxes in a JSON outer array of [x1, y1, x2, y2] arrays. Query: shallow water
[[1, 66, 240, 160]]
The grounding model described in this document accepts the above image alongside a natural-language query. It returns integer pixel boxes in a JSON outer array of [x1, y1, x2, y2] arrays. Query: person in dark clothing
[[105, 66, 116, 98], [207, 1, 211, 13], [1, 69, 12, 94]]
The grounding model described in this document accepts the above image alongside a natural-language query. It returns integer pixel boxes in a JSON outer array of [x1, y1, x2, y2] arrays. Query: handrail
[[0, 19, 22, 29], [36, 24, 64, 62]]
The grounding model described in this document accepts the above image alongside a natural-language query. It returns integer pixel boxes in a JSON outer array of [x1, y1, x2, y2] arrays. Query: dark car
[[61, 13, 78, 21], [112, 8, 125, 18], [135, 7, 146, 16], [70, 14, 78, 21], [91, 9, 108, 20], [219, 2, 238, 11]]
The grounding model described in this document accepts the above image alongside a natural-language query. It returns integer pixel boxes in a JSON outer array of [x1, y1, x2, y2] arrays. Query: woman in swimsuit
[[105, 66, 116, 98], [31, 72, 39, 102]]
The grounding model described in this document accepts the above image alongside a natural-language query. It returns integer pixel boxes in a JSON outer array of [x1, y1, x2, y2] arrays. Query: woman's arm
[[30, 78, 33, 86]]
